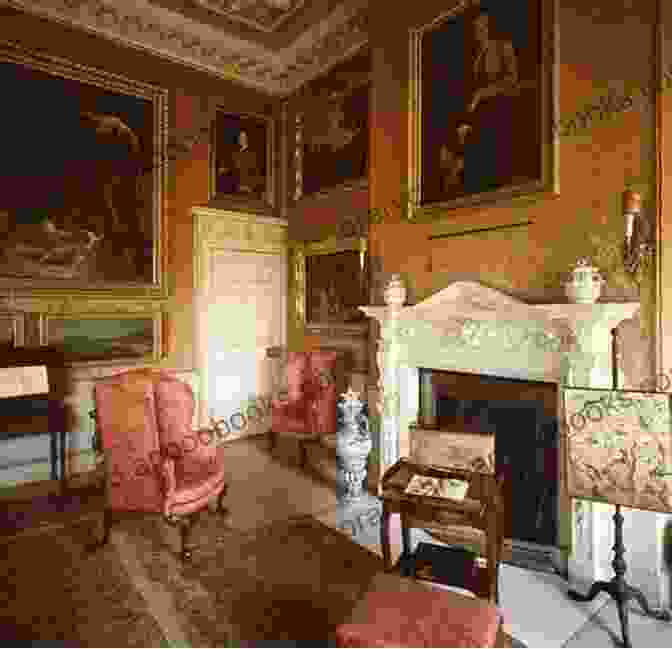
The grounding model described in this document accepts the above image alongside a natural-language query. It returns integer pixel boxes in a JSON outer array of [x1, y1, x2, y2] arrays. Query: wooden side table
[[0, 362, 68, 494], [379, 457, 504, 603]]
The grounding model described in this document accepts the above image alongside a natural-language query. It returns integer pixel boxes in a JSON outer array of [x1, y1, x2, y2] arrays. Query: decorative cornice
[[5, 0, 369, 95], [193, 0, 305, 34]]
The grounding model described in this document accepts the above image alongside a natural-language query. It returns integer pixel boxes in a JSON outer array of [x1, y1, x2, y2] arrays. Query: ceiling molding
[[193, 0, 306, 34], [4, 0, 370, 95]]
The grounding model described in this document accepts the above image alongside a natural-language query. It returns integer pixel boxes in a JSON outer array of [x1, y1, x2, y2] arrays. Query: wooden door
[[202, 249, 286, 440]]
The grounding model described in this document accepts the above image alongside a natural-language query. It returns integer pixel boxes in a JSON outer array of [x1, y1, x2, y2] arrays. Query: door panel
[[204, 250, 286, 440]]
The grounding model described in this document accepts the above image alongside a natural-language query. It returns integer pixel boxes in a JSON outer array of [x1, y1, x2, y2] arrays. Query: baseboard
[[505, 538, 566, 577]]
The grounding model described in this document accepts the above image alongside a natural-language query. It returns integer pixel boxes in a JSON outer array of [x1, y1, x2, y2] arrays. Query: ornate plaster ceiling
[[4, 0, 370, 95], [192, 0, 306, 34]]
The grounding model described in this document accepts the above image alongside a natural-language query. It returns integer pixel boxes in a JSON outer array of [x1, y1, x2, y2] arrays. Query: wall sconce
[[623, 190, 655, 278]]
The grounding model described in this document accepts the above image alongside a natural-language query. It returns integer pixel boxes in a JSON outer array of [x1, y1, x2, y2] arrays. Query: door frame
[[192, 207, 288, 429]]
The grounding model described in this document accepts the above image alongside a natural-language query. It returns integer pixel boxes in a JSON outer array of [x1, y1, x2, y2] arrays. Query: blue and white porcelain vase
[[336, 387, 372, 502]]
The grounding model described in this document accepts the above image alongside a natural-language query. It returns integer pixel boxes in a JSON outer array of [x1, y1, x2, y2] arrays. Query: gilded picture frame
[[209, 109, 275, 209], [0, 311, 24, 347], [295, 47, 370, 199], [408, 0, 558, 220], [40, 311, 163, 365], [0, 40, 168, 297], [291, 237, 368, 332]]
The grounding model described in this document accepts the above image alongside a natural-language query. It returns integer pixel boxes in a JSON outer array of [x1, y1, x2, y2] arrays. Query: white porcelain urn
[[335, 387, 372, 502], [564, 258, 605, 304]]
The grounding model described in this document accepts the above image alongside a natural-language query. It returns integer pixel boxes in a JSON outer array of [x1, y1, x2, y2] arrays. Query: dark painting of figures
[[0, 53, 161, 285]]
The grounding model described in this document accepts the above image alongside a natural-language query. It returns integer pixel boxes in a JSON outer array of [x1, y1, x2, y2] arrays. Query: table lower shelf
[[397, 542, 493, 600]]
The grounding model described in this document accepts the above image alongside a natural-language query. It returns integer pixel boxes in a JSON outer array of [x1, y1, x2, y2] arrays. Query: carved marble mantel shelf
[[360, 280, 639, 460], [360, 276, 647, 594]]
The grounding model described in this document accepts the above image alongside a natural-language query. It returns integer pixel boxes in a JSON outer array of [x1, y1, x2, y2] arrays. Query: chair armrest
[[186, 427, 219, 460], [161, 457, 176, 498]]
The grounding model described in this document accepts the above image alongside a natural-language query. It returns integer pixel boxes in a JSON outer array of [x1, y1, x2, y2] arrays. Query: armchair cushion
[[163, 450, 227, 518]]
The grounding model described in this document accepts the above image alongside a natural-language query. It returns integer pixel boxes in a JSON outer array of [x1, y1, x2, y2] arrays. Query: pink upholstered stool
[[336, 573, 503, 648]]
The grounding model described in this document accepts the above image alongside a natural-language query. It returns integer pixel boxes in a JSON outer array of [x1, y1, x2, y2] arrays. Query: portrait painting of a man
[[414, 0, 554, 211], [211, 111, 271, 205]]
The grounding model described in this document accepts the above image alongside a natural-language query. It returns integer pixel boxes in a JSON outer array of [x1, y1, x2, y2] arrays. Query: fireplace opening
[[417, 368, 560, 560]]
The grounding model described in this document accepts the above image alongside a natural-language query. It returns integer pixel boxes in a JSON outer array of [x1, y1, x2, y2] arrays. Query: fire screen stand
[[567, 328, 671, 647], [567, 504, 670, 647]]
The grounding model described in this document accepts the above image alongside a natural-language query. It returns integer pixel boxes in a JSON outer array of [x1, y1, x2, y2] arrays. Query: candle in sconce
[[625, 212, 635, 245], [623, 190, 641, 245], [623, 190, 642, 214]]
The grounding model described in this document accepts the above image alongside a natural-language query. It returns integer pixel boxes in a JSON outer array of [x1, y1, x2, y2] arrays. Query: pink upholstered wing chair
[[93, 368, 228, 561], [268, 350, 339, 466]]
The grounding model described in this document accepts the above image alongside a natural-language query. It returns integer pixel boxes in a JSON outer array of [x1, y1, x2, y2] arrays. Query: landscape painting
[[410, 0, 555, 213], [44, 316, 158, 362], [0, 41, 166, 290]]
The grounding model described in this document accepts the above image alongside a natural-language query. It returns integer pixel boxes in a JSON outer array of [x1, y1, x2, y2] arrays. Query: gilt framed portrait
[[409, 0, 557, 218], [296, 47, 370, 198], [0, 40, 167, 295], [210, 110, 274, 208]]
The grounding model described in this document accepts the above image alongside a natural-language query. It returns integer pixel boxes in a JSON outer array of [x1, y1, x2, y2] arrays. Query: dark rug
[[0, 489, 100, 535], [122, 514, 526, 647], [0, 503, 526, 647], [0, 518, 165, 647], [122, 514, 384, 647]]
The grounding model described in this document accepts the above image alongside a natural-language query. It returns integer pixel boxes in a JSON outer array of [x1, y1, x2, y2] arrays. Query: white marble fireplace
[[361, 277, 669, 606]]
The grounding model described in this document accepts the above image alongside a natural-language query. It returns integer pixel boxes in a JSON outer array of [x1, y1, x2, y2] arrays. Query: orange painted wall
[[288, 189, 369, 242], [367, 0, 657, 310], [660, 2, 672, 375], [166, 94, 211, 368]]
